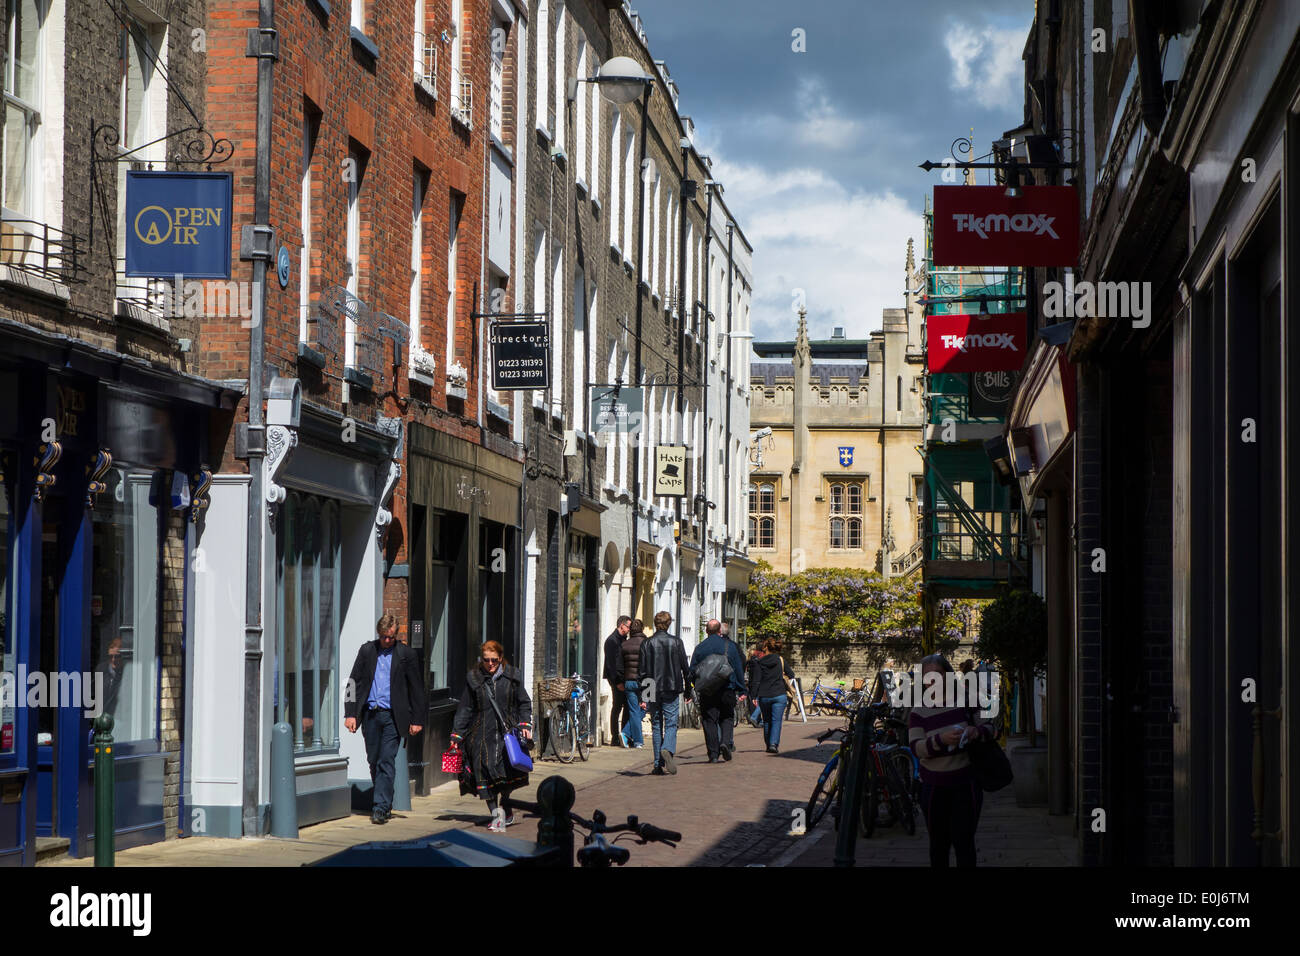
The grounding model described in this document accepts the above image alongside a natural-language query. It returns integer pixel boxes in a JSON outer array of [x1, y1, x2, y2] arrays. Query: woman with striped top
[[907, 653, 995, 867]]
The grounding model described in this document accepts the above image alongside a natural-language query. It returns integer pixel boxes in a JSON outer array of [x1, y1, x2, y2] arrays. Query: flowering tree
[[747, 562, 967, 663]]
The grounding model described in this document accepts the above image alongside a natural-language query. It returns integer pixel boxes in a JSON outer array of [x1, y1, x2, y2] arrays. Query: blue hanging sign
[[125, 170, 233, 278]]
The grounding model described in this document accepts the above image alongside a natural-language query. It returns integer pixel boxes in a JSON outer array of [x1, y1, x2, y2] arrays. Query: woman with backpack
[[907, 652, 997, 866], [747, 639, 796, 753], [450, 640, 533, 832]]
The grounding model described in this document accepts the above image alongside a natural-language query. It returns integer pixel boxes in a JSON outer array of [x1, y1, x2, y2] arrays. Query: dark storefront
[[0, 327, 234, 865], [406, 423, 521, 793]]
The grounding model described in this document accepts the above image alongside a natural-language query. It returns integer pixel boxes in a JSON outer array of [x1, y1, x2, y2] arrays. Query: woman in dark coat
[[450, 640, 533, 832]]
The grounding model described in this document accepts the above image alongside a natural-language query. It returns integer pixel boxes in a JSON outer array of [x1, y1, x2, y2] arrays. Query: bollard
[[270, 722, 299, 838], [535, 775, 575, 867], [93, 714, 114, 867], [392, 737, 412, 812]]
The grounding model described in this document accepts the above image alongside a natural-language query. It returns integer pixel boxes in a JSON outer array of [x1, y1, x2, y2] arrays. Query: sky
[[637, 0, 1034, 342]]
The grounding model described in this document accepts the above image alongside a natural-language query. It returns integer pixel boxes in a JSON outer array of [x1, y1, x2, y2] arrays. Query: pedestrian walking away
[[605, 615, 632, 746], [747, 639, 795, 753], [639, 610, 690, 774], [690, 618, 747, 762], [450, 640, 534, 832], [343, 614, 428, 824], [617, 618, 648, 748], [908, 652, 996, 867]]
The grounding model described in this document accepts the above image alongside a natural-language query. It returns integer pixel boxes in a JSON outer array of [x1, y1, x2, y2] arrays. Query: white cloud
[[944, 20, 1024, 110], [709, 153, 920, 343]]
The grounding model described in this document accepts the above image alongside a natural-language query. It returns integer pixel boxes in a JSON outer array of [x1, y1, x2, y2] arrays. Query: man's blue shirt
[[367, 645, 393, 709]]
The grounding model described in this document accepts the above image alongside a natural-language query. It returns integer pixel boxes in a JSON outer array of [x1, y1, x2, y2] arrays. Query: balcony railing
[[1, 217, 85, 285], [414, 32, 438, 98], [113, 256, 170, 318], [451, 70, 472, 128]]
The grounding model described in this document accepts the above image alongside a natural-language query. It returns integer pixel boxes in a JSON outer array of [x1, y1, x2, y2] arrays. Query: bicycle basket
[[852, 678, 865, 692], [539, 677, 577, 702]]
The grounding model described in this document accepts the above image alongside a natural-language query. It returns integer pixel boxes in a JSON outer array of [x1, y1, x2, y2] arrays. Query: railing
[[891, 539, 924, 577], [113, 256, 170, 316], [451, 70, 472, 128], [414, 32, 438, 98], [1, 217, 85, 284]]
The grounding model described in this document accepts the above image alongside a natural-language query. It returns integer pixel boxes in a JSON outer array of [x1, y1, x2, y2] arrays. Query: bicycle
[[805, 723, 851, 830], [857, 704, 917, 838], [548, 673, 591, 763], [805, 675, 854, 716], [508, 795, 681, 867]]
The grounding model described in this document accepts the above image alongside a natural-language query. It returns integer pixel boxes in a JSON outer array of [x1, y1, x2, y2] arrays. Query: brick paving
[[41, 713, 1077, 867]]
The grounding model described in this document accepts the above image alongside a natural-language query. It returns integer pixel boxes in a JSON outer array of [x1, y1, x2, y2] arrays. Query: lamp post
[[590, 56, 654, 620]]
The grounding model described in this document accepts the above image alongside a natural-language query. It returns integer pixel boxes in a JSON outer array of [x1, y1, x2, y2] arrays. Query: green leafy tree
[[975, 589, 1048, 746]]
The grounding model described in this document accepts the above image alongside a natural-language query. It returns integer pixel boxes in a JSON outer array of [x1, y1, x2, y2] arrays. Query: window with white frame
[[447, 192, 464, 383], [666, 189, 676, 308], [489, 13, 506, 141], [409, 168, 427, 362], [450, 0, 466, 123], [572, 265, 585, 427], [589, 63, 600, 201], [619, 351, 630, 489], [115, 14, 168, 306], [345, 145, 363, 368], [535, 0, 549, 135], [552, 2, 565, 150], [532, 226, 547, 405], [351, 0, 365, 31], [587, 279, 597, 428], [2, 0, 45, 222], [622, 127, 634, 255], [648, 172, 660, 291], [550, 240, 563, 415], [605, 344, 617, 487], [608, 110, 621, 247], [299, 109, 320, 341], [575, 37, 587, 188]]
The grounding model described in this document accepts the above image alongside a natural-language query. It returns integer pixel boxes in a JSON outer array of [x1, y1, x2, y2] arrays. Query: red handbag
[[441, 748, 463, 774]]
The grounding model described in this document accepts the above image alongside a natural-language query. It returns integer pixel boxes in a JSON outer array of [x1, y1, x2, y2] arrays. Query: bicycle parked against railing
[[548, 673, 591, 763], [806, 701, 916, 837]]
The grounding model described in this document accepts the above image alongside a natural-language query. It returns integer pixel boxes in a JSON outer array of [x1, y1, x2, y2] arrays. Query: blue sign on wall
[[124, 171, 233, 278]]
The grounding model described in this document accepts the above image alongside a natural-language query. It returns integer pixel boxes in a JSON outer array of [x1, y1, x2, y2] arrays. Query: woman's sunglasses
[[483, 657, 501, 665]]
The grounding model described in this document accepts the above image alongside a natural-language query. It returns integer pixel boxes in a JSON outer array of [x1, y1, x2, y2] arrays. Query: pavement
[[40, 714, 1077, 867]]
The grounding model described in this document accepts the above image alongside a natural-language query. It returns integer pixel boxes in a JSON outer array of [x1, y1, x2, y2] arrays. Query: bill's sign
[[932, 185, 1078, 267], [926, 313, 1027, 374], [125, 171, 233, 278]]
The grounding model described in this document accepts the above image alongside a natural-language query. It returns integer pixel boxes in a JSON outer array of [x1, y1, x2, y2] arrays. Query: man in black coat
[[344, 614, 428, 823], [604, 616, 632, 746], [639, 611, 691, 775]]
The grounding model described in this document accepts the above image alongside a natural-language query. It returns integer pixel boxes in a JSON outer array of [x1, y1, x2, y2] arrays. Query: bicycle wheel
[[862, 767, 879, 838], [550, 702, 575, 763], [887, 763, 917, 836], [576, 698, 590, 761], [805, 755, 840, 829]]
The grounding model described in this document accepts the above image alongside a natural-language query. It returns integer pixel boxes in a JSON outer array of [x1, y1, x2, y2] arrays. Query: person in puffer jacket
[[616, 619, 647, 748]]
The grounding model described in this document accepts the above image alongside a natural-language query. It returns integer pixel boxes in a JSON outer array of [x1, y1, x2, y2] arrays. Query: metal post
[[629, 83, 652, 618], [392, 738, 412, 812], [93, 714, 114, 867], [536, 775, 576, 867], [270, 721, 298, 838], [833, 710, 872, 866]]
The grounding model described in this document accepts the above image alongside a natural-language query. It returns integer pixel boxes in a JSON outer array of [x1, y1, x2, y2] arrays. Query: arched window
[[847, 483, 861, 514], [897, 375, 902, 412], [759, 517, 774, 548], [830, 483, 843, 512], [829, 480, 864, 549], [748, 482, 776, 548], [830, 517, 845, 549], [847, 517, 862, 550]]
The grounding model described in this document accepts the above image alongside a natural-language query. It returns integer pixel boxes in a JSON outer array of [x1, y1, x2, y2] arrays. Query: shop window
[[91, 469, 160, 744], [277, 493, 341, 754]]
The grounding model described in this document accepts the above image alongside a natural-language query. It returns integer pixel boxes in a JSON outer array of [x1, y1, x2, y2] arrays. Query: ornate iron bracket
[[190, 464, 213, 524], [85, 448, 113, 509], [375, 462, 402, 541], [92, 123, 235, 168], [265, 425, 299, 514], [33, 441, 62, 502]]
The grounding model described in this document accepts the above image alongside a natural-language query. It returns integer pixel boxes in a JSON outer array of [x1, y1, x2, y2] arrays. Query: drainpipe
[[242, 0, 277, 836]]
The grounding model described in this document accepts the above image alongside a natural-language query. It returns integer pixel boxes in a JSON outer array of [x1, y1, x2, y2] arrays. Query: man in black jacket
[[603, 616, 632, 746], [344, 614, 428, 823], [639, 611, 690, 775], [690, 619, 747, 763]]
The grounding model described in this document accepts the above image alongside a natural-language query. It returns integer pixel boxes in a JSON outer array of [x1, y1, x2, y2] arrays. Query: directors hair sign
[[931, 185, 1078, 267], [125, 171, 233, 278], [927, 312, 1027, 374]]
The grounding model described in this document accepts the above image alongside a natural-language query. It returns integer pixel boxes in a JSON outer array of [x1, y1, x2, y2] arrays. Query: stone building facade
[[749, 297, 926, 580]]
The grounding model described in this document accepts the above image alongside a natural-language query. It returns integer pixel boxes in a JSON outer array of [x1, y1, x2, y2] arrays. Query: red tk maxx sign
[[932, 185, 1078, 267], [927, 313, 1028, 374]]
